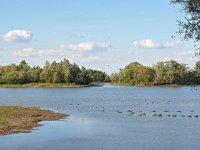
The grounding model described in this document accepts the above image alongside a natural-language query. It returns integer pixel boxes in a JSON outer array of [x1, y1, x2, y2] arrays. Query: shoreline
[[0, 83, 95, 88], [0, 83, 199, 88], [0, 106, 67, 135], [110, 83, 200, 87]]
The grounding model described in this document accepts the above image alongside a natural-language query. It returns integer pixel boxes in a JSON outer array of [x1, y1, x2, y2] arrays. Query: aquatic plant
[[128, 110, 134, 115], [152, 113, 157, 117], [128, 110, 134, 113], [152, 113, 162, 117], [172, 114, 177, 117], [167, 114, 171, 117], [140, 112, 146, 117], [181, 115, 186, 117]]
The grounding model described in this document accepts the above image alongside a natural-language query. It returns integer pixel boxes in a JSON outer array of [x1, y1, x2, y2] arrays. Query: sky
[[0, 0, 198, 73]]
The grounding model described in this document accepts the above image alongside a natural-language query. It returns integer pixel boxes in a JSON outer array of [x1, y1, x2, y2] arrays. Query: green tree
[[196, 60, 200, 70], [153, 60, 188, 85], [171, 0, 200, 50], [62, 59, 71, 83]]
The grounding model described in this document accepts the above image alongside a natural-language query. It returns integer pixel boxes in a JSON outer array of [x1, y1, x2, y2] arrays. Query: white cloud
[[163, 50, 197, 65], [133, 39, 161, 48], [60, 42, 112, 52], [11, 41, 113, 64], [12, 47, 114, 64], [132, 39, 183, 49], [163, 41, 183, 48], [12, 48, 64, 57], [12, 42, 112, 58], [3, 30, 32, 42]]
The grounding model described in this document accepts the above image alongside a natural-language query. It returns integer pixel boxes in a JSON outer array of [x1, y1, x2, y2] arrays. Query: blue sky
[[0, 0, 197, 73]]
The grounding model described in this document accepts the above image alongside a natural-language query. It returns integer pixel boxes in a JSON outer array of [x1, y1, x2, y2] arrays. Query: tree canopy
[[0, 59, 110, 85], [111, 60, 200, 86], [171, 0, 200, 49]]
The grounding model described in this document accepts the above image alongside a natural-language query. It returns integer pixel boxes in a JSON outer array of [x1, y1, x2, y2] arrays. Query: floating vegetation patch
[[172, 114, 177, 117], [140, 112, 146, 117], [128, 110, 134, 115], [119, 108, 199, 119], [152, 113, 162, 117]]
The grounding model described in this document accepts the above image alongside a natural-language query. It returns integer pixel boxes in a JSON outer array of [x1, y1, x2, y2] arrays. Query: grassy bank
[[0, 106, 67, 135], [111, 82, 197, 87], [0, 83, 94, 88]]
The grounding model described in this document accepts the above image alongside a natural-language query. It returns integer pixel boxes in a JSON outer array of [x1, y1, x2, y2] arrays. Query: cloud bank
[[133, 39, 183, 49], [3, 30, 32, 42], [60, 42, 111, 52], [11, 42, 112, 63]]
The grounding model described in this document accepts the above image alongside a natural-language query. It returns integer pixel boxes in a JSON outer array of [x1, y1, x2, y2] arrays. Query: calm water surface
[[0, 84, 200, 150]]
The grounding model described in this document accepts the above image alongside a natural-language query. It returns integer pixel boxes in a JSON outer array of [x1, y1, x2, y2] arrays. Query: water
[[0, 84, 200, 150]]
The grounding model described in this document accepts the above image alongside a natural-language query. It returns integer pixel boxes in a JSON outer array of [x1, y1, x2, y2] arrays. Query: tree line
[[0, 59, 110, 85], [1, 59, 200, 86], [111, 60, 200, 86]]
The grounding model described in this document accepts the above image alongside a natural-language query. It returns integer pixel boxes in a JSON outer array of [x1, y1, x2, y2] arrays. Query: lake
[[0, 84, 200, 150]]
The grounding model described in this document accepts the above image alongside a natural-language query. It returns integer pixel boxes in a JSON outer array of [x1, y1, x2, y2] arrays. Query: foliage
[[0, 59, 109, 85], [153, 60, 188, 85], [171, 0, 200, 49], [110, 60, 200, 85]]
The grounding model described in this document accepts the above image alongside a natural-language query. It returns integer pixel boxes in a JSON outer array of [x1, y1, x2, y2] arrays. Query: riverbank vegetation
[[1, 59, 200, 87], [0, 83, 93, 88], [0, 106, 66, 135], [0, 59, 110, 86], [111, 60, 200, 86]]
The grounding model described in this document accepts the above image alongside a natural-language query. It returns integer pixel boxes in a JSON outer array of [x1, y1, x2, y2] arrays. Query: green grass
[[0, 83, 94, 88]]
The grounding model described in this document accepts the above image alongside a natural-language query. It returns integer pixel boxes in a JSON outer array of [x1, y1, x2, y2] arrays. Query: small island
[[0, 106, 67, 135]]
